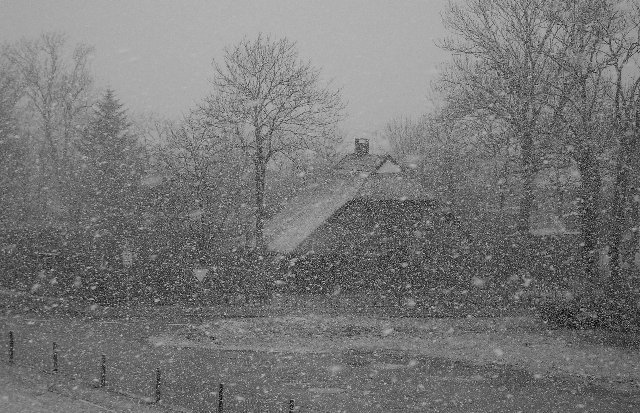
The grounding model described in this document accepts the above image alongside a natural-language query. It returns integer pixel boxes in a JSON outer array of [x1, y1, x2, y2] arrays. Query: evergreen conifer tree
[[76, 89, 142, 241]]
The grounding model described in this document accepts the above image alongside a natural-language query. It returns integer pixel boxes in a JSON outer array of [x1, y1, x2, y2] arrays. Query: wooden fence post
[[8, 331, 14, 364], [155, 368, 161, 403], [218, 383, 224, 412], [52, 342, 58, 373], [100, 355, 106, 387]]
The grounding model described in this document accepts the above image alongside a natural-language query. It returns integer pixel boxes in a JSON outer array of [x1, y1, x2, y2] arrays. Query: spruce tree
[[76, 89, 141, 240]]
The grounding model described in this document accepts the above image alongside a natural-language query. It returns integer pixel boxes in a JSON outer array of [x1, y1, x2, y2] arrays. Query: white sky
[[0, 0, 449, 139]]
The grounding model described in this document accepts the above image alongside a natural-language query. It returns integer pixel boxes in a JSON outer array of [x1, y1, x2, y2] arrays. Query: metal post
[[52, 342, 58, 373], [8, 331, 14, 364], [100, 355, 106, 387], [155, 368, 161, 403], [218, 383, 224, 413]]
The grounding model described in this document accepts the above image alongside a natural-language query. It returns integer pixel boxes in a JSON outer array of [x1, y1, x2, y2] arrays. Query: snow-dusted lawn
[[150, 313, 640, 394], [3, 288, 640, 410], [0, 363, 166, 413], [3, 286, 640, 394]]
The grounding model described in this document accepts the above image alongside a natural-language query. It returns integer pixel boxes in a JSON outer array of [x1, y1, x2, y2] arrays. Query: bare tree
[[158, 112, 253, 251], [200, 35, 345, 250], [605, 1, 640, 282], [384, 116, 431, 162], [3, 32, 94, 223], [0, 53, 28, 227], [440, 0, 563, 233], [544, 0, 640, 282], [439, 0, 640, 284]]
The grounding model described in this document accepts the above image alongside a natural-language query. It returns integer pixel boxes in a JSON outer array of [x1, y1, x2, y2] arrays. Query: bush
[[537, 291, 640, 331]]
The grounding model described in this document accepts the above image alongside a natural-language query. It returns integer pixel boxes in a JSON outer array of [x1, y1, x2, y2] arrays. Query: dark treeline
[[2, 1, 640, 329], [0, 33, 343, 302], [385, 1, 640, 307]]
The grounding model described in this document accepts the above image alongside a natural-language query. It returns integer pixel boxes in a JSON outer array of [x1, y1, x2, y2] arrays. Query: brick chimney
[[354, 138, 369, 156]]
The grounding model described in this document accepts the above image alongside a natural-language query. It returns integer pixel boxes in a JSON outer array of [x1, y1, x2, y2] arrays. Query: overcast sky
[[1, 0, 450, 143]]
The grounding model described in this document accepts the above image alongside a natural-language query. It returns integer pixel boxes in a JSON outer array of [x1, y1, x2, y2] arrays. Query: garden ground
[[0, 362, 170, 412], [1, 291, 640, 411]]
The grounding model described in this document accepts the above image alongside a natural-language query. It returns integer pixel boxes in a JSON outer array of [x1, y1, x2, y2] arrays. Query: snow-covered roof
[[264, 148, 431, 253], [358, 174, 431, 200], [264, 175, 366, 254], [333, 153, 398, 174]]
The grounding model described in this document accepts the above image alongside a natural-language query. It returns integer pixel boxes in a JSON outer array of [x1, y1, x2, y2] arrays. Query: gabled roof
[[263, 138, 432, 253], [264, 175, 366, 253], [333, 153, 399, 174], [264, 163, 432, 254], [358, 174, 431, 200]]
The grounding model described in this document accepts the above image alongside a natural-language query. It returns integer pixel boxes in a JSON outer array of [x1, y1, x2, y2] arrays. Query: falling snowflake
[[472, 276, 486, 288], [329, 364, 343, 374]]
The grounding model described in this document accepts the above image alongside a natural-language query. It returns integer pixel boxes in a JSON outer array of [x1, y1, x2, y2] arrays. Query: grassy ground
[[0, 362, 175, 412], [2, 290, 640, 412], [3, 316, 640, 412]]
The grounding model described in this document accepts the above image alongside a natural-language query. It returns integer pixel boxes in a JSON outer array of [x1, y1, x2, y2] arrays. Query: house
[[264, 138, 436, 261]]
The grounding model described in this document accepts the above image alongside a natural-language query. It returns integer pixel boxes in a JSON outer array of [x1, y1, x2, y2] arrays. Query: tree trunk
[[576, 144, 602, 284], [498, 158, 508, 212], [610, 113, 640, 285], [608, 131, 630, 281], [253, 132, 267, 252], [628, 184, 640, 281], [517, 129, 535, 234], [254, 166, 266, 251], [628, 117, 640, 282]]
